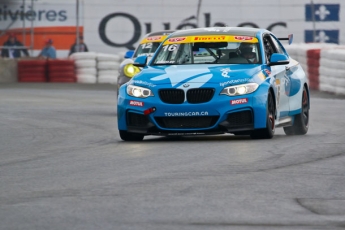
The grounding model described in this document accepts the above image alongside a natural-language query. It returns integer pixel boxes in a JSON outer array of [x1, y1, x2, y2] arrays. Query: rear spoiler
[[278, 34, 293, 45]]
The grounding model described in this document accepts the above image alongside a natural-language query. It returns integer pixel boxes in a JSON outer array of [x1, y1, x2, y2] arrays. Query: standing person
[[68, 35, 89, 56], [38, 39, 56, 59], [1, 33, 29, 58]]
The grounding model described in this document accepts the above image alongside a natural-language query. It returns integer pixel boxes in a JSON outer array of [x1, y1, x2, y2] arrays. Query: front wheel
[[284, 86, 309, 135], [250, 90, 275, 139], [119, 130, 144, 141]]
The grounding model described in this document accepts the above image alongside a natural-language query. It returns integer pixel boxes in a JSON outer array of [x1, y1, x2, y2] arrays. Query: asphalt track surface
[[1, 83, 345, 230]]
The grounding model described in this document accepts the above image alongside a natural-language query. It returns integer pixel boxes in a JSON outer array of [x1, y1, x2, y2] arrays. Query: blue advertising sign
[[305, 30, 339, 44], [305, 4, 340, 21]]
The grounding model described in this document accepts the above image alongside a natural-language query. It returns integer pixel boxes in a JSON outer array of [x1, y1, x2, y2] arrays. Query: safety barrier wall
[[285, 43, 345, 95], [3, 52, 124, 84], [2, 47, 345, 96]]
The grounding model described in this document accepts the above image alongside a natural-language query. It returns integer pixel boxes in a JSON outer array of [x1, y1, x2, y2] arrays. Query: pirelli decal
[[193, 36, 227, 41], [164, 35, 258, 45]]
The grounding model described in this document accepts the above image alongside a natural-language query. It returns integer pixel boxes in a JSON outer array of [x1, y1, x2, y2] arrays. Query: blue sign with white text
[[305, 30, 339, 44], [305, 4, 340, 21]]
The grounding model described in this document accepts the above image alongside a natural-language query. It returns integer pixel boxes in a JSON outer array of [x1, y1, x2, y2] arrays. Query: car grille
[[187, 88, 215, 103], [155, 116, 219, 129], [226, 110, 253, 127], [159, 89, 184, 104], [159, 88, 215, 104], [127, 112, 150, 127]]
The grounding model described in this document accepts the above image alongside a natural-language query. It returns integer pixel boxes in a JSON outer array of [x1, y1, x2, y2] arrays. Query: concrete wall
[[0, 58, 17, 83]]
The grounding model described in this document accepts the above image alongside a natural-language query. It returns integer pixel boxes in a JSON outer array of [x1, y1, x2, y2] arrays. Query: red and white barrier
[[47, 59, 76, 83], [285, 43, 345, 94], [17, 60, 47, 82]]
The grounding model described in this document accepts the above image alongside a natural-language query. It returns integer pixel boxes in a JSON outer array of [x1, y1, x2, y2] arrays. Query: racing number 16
[[162, 44, 178, 51]]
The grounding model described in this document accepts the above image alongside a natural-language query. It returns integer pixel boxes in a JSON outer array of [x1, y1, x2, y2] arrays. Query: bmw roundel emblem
[[183, 84, 190, 88]]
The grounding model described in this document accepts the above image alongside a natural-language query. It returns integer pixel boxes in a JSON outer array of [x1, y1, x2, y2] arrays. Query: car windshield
[[152, 35, 261, 65], [133, 42, 162, 58]]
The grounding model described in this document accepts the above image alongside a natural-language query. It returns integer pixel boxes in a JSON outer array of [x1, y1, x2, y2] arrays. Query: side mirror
[[133, 56, 147, 67], [124, 50, 134, 59], [269, 53, 289, 66]]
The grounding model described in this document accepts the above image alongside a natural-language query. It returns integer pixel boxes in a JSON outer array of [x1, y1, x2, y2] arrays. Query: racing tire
[[283, 86, 309, 135], [250, 90, 275, 139], [119, 130, 144, 141]]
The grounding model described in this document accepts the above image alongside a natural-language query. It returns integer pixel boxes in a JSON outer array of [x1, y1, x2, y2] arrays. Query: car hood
[[132, 64, 263, 88]]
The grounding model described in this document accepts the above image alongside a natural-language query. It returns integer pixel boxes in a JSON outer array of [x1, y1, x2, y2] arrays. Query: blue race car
[[117, 27, 310, 141]]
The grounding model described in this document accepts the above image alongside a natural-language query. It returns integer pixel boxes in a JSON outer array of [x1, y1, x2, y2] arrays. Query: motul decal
[[234, 36, 253, 41], [168, 37, 186, 42], [129, 100, 144, 106], [230, 98, 248, 105]]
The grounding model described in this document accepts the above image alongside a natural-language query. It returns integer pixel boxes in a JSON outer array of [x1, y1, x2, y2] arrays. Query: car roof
[[145, 30, 176, 37], [169, 27, 266, 38]]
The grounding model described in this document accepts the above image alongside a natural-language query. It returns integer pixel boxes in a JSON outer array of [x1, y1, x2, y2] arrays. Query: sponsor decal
[[220, 78, 249, 87], [221, 68, 231, 78], [164, 111, 209, 116], [129, 100, 144, 107], [194, 36, 226, 41], [234, 36, 254, 41], [168, 37, 186, 42], [137, 53, 154, 57], [147, 36, 162, 41], [258, 72, 266, 80], [230, 98, 248, 105], [156, 60, 175, 64], [168, 132, 206, 135], [133, 80, 156, 87], [204, 28, 221, 32], [0, 5, 67, 21]]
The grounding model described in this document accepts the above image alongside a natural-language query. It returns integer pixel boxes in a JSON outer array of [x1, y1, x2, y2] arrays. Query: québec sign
[[98, 12, 287, 50]]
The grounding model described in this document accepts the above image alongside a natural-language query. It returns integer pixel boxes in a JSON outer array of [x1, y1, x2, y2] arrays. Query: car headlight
[[123, 64, 141, 78], [220, 83, 259, 96], [127, 85, 154, 98]]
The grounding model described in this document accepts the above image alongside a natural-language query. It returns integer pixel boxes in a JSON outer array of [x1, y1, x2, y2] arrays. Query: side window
[[269, 34, 285, 54], [263, 36, 275, 63]]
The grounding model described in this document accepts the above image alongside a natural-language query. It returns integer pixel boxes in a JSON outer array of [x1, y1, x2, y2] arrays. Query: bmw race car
[[117, 27, 310, 141], [117, 30, 175, 92]]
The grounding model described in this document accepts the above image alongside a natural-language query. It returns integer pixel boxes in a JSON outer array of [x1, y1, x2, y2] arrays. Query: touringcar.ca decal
[[164, 111, 209, 116]]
